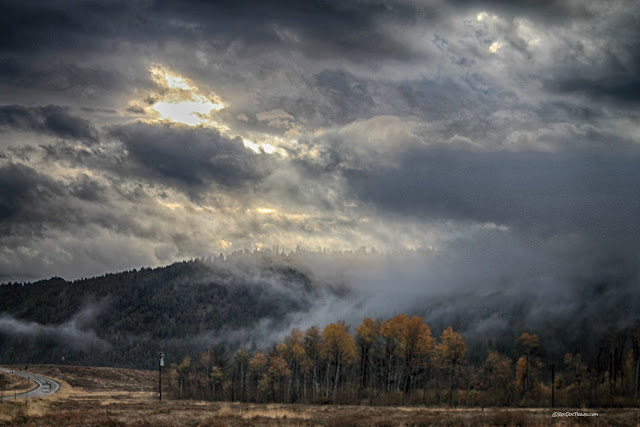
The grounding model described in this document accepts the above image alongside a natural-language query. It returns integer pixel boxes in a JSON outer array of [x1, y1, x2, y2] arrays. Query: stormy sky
[[1, 0, 639, 289]]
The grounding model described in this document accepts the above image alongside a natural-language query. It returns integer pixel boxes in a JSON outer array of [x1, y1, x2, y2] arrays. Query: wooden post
[[551, 364, 555, 408]]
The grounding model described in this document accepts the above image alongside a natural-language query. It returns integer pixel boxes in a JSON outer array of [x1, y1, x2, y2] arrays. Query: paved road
[[0, 367, 60, 400]]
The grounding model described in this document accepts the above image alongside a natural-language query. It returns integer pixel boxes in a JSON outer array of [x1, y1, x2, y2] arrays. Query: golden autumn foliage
[[516, 332, 541, 401], [167, 313, 640, 407], [517, 332, 540, 353], [434, 326, 466, 367], [484, 350, 514, 406], [381, 314, 433, 366], [322, 322, 357, 364], [356, 317, 379, 346], [268, 355, 291, 380], [434, 326, 467, 406], [249, 352, 268, 374]]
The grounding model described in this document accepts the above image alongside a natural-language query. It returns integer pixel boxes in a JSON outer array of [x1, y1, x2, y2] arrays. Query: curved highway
[[0, 367, 60, 399]]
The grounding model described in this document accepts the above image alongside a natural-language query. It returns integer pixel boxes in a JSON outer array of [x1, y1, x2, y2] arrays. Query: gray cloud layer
[[0, 1, 638, 338], [0, 105, 98, 144]]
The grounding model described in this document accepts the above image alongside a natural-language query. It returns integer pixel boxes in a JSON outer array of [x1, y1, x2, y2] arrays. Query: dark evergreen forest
[[0, 252, 325, 368]]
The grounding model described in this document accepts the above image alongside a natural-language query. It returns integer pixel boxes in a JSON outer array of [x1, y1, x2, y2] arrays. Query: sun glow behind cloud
[[489, 41, 503, 53], [243, 138, 277, 154], [148, 66, 224, 126], [153, 98, 221, 126], [139, 66, 293, 156]]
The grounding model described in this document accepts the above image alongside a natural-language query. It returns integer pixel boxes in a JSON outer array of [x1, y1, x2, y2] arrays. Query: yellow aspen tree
[[380, 314, 410, 392], [176, 355, 192, 398], [484, 350, 513, 406], [516, 332, 540, 400], [249, 352, 268, 401], [279, 327, 307, 402], [209, 365, 223, 399], [322, 321, 357, 401], [268, 355, 291, 402], [356, 317, 381, 390], [434, 326, 467, 407], [304, 325, 323, 400], [403, 315, 434, 393], [564, 353, 587, 407], [199, 349, 217, 397], [233, 349, 249, 401]]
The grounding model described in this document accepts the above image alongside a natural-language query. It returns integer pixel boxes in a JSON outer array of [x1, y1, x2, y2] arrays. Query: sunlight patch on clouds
[[477, 12, 497, 22], [130, 66, 300, 158], [218, 239, 232, 249], [243, 138, 282, 155], [256, 207, 277, 214], [489, 41, 503, 53], [243, 139, 260, 153], [153, 98, 221, 126], [146, 65, 224, 127]]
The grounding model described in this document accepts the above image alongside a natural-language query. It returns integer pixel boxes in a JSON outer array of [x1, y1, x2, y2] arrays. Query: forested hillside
[[0, 251, 327, 368]]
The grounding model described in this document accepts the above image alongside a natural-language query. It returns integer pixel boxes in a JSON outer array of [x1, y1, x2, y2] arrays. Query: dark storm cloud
[[0, 162, 155, 243], [345, 146, 640, 240], [449, 0, 595, 22], [0, 163, 102, 237], [141, 0, 434, 62], [0, 0, 424, 59], [109, 122, 274, 194], [0, 105, 98, 144], [544, 77, 640, 106], [0, 0, 151, 52], [0, 59, 123, 93], [0, 163, 60, 222]]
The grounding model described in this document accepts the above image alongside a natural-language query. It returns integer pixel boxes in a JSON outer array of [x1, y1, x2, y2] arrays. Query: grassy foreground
[[0, 365, 637, 426]]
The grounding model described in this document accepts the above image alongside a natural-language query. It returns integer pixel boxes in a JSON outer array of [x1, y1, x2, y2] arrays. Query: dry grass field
[[0, 365, 638, 426], [0, 372, 38, 400]]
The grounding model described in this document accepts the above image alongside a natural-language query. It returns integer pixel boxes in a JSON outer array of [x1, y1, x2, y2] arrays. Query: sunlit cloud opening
[[261, 144, 277, 154], [243, 139, 260, 153], [147, 65, 224, 126], [153, 97, 221, 126], [243, 138, 278, 154], [489, 41, 503, 53], [477, 11, 498, 22]]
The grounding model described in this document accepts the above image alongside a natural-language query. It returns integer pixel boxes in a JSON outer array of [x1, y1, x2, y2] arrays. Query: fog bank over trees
[[0, 248, 637, 372]]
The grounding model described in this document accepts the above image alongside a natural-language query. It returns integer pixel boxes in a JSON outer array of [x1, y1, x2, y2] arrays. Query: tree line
[[165, 314, 640, 407]]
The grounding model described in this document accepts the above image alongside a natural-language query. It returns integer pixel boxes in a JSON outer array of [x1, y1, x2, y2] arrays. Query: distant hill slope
[[0, 253, 331, 369], [2, 249, 637, 371]]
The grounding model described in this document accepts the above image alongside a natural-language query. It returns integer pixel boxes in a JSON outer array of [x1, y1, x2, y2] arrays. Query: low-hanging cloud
[[0, 302, 110, 352]]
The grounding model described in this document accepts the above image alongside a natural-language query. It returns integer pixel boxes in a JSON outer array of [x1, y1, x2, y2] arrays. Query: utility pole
[[551, 364, 555, 408], [159, 352, 164, 400]]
